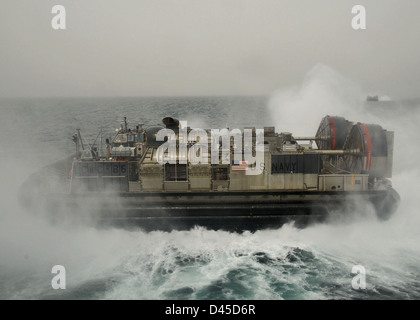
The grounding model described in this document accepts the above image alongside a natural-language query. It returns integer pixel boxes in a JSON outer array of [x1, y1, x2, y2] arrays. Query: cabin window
[[114, 134, 128, 143], [164, 164, 187, 181]]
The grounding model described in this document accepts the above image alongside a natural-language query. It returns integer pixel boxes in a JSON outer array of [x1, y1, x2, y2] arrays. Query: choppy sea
[[1, 93, 420, 300]]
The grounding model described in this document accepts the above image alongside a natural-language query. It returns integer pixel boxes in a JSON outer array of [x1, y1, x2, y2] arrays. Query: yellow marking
[[351, 174, 354, 190]]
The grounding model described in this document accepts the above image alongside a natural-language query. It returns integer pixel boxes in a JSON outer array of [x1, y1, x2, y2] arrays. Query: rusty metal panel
[[139, 164, 163, 191], [318, 174, 368, 191], [283, 173, 304, 189], [190, 177, 211, 191], [164, 181, 189, 192], [303, 174, 318, 189]]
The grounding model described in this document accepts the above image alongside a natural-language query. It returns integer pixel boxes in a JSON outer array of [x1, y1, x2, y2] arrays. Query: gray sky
[[0, 0, 419, 98]]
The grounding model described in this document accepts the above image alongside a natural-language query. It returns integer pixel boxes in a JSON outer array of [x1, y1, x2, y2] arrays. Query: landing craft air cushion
[[20, 115, 400, 231]]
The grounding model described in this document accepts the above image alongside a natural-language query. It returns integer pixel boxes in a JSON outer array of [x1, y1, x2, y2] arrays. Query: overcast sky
[[0, 0, 419, 98]]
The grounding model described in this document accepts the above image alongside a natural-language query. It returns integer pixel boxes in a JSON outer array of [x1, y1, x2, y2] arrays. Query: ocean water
[[0, 93, 420, 300]]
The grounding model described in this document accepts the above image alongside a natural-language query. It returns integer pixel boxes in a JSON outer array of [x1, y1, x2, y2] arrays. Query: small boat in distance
[[367, 95, 379, 102]]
